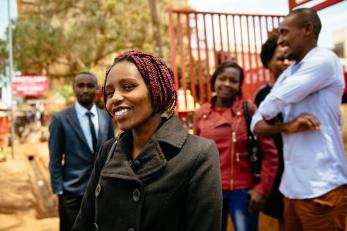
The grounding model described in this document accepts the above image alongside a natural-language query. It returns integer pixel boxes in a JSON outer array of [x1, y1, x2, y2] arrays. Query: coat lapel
[[101, 116, 188, 184], [66, 107, 90, 149], [100, 134, 167, 184], [198, 103, 231, 128], [96, 108, 107, 149], [101, 134, 142, 184]]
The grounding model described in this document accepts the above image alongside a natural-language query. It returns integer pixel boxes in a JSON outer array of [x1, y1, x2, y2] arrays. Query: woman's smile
[[105, 61, 156, 131]]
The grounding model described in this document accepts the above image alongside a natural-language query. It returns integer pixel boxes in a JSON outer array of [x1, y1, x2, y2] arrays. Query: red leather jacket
[[193, 97, 278, 196]]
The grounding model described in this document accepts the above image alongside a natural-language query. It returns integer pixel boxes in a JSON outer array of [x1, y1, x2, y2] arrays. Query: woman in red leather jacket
[[193, 62, 278, 231]]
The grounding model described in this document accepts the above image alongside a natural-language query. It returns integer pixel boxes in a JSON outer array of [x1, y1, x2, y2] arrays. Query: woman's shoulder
[[196, 102, 211, 110], [183, 134, 219, 164], [186, 133, 216, 151], [194, 103, 211, 117]]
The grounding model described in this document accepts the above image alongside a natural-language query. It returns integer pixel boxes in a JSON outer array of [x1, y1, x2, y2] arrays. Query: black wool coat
[[72, 116, 222, 231]]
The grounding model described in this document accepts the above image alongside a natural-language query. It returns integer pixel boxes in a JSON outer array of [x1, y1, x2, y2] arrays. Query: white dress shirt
[[75, 103, 99, 152], [251, 47, 347, 199]]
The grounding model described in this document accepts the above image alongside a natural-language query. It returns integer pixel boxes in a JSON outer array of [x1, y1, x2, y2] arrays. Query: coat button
[[128, 228, 135, 231], [95, 184, 102, 197], [133, 159, 141, 168], [133, 188, 141, 202]]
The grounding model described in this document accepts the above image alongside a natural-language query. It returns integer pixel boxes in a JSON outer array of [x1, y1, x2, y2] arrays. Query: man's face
[[73, 74, 98, 108], [278, 15, 306, 62]]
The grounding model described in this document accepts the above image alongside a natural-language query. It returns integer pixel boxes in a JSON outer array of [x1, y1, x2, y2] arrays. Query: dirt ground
[[0, 211, 58, 231], [0, 128, 59, 231], [1, 104, 347, 231]]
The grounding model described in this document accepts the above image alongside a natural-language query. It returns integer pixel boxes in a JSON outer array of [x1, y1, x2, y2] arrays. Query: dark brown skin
[[254, 113, 320, 137], [104, 61, 162, 159], [248, 189, 267, 213], [254, 11, 321, 137], [73, 74, 98, 110], [250, 113, 320, 214]]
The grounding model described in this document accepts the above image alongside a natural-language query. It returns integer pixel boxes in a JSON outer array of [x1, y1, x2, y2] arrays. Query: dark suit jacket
[[49, 105, 115, 196]]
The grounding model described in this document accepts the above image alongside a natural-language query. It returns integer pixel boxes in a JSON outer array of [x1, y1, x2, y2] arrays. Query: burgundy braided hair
[[103, 50, 177, 115]]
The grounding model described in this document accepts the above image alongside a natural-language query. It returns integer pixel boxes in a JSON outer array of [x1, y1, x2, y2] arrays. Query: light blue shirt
[[75, 103, 99, 152], [251, 47, 347, 199]]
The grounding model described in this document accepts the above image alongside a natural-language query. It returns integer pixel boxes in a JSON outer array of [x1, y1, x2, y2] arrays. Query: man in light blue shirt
[[251, 8, 347, 231]]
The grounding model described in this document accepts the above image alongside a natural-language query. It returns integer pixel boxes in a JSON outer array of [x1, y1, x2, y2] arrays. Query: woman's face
[[268, 45, 290, 79], [104, 61, 155, 131], [214, 67, 241, 101]]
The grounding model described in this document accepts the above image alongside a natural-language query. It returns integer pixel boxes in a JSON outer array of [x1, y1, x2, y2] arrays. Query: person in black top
[[72, 51, 222, 231], [254, 35, 290, 107], [254, 34, 291, 230]]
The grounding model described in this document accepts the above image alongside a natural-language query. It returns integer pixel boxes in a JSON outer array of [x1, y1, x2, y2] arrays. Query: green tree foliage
[[0, 39, 7, 75], [12, 17, 64, 75], [0, 0, 190, 79]]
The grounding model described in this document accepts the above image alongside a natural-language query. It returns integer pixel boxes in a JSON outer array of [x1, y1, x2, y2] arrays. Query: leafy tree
[[0, 39, 8, 75], [0, 0, 190, 81], [11, 17, 64, 75]]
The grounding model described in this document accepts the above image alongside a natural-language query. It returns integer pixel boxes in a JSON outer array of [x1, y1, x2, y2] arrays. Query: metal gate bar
[[169, 10, 285, 111]]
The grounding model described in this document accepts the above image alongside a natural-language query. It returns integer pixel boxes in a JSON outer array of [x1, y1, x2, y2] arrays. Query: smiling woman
[[72, 50, 223, 231], [193, 61, 278, 231], [104, 61, 155, 133]]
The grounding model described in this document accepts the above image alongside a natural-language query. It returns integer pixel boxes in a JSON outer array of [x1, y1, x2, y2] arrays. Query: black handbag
[[243, 101, 263, 181]]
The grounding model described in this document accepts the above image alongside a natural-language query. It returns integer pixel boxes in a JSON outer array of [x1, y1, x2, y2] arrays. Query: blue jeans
[[221, 189, 259, 231]]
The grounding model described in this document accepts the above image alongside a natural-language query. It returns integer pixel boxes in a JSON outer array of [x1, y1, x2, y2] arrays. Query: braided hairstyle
[[103, 50, 177, 115]]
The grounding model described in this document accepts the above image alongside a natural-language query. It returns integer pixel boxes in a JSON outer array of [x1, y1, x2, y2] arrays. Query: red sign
[[12, 75, 49, 97]]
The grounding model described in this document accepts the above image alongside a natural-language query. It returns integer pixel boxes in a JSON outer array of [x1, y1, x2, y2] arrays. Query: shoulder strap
[[104, 131, 123, 165], [243, 101, 262, 179], [104, 138, 118, 164], [243, 101, 254, 141]]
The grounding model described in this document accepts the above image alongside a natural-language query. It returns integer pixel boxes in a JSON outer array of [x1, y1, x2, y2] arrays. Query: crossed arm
[[253, 112, 320, 137], [252, 54, 333, 136]]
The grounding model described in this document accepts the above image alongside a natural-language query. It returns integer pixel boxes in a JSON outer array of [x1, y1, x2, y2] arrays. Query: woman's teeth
[[114, 108, 129, 116]]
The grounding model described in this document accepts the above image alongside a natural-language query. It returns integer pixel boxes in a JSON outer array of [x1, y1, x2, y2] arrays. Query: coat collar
[[101, 115, 188, 183], [153, 115, 188, 149], [201, 96, 244, 117]]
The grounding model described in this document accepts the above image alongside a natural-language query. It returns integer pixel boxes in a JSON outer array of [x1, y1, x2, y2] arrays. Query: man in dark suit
[[49, 72, 114, 231]]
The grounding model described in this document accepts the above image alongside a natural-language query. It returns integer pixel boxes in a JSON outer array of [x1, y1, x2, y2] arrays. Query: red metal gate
[[168, 9, 284, 111], [288, 0, 344, 11]]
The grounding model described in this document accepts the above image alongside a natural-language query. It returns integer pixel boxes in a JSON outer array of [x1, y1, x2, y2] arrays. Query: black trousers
[[58, 193, 83, 231]]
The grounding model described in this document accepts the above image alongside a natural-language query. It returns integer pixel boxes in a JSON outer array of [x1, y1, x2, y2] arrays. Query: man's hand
[[283, 113, 320, 133], [248, 189, 266, 214]]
